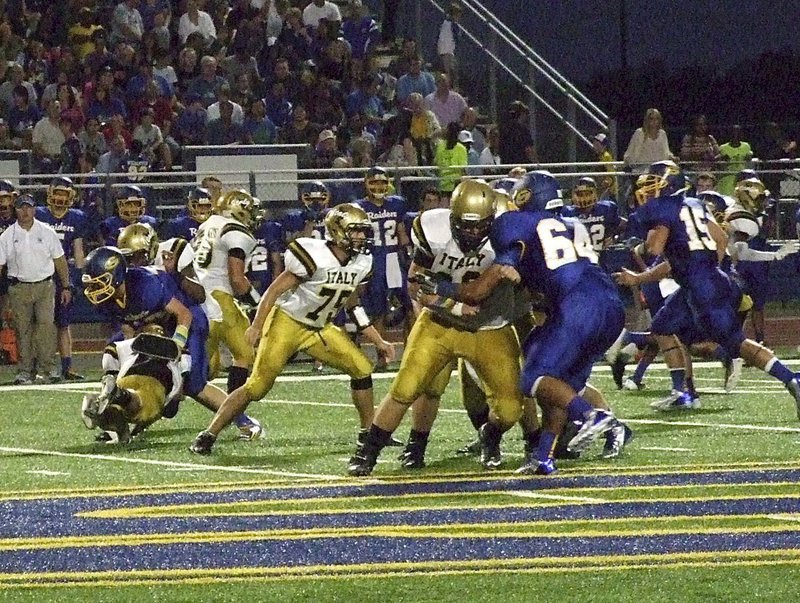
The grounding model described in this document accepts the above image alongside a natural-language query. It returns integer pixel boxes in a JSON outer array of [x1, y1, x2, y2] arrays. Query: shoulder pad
[[287, 238, 319, 277]]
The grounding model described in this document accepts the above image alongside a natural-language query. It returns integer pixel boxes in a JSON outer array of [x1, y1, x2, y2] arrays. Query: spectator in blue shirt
[[187, 55, 227, 108], [395, 55, 435, 106], [243, 98, 277, 144], [173, 93, 207, 146]]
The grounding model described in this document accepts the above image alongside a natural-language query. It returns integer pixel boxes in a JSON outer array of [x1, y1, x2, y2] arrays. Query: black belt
[[8, 275, 52, 285], [429, 311, 478, 333]]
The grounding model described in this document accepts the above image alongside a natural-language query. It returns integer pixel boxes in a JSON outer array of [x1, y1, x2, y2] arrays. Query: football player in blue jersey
[[353, 166, 412, 366], [99, 185, 159, 246], [561, 176, 626, 271], [418, 171, 631, 474], [283, 180, 331, 242], [0, 180, 17, 319], [614, 160, 800, 418], [36, 177, 87, 381], [161, 187, 214, 242], [248, 208, 285, 295], [81, 246, 259, 439]]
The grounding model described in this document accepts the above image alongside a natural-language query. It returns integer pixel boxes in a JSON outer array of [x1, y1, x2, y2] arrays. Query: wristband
[[172, 324, 190, 350], [237, 286, 261, 306], [347, 305, 372, 330]]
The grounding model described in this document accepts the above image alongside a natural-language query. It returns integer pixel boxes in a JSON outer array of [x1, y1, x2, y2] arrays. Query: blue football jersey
[[248, 220, 286, 294], [99, 215, 160, 246], [162, 215, 202, 242], [36, 207, 87, 259], [353, 195, 408, 257], [282, 207, 327, 240], [95, 267, 179, 327], [491, 210, 607, 302], [561, 200, 622, 252], [633, 195, 719, 288]]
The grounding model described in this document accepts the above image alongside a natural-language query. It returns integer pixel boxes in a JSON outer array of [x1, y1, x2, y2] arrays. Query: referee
[[0, 193, 72, 384]]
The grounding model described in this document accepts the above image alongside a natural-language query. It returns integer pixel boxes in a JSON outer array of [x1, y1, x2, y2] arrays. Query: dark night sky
[[484, 1, 800, 80]]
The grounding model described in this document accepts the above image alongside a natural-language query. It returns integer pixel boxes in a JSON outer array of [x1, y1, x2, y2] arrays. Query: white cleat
[[96, 374, 117, 415], [623, 378, 645, 391], [567, 409, 615, 454], [650, 390, 697, 411], [724, 358, 745, 393]]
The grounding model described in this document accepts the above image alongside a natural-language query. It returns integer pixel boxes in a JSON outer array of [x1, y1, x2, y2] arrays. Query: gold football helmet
[[450, 179, 496, 252], [219, 189, 261, 229], [46, 176, 77, 219], [571, 176, 598, 211], [734, 177, 769, 213], [117, 223, 159, 266], [324, 203, 374, 255]]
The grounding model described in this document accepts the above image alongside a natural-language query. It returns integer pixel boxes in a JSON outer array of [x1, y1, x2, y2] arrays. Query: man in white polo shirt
[[302, 0, 342, 32], [0, 194, 72, 384]]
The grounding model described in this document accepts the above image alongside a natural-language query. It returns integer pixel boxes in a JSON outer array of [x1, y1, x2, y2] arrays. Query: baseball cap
[[458, 130, 473, 144], [317, 129, 336, 144], [14, 194, 35, 208], [593, 133, 608, 145]]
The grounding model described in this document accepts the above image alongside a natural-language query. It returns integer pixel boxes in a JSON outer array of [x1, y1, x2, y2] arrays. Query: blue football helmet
[[82, 246, 128, 306], [511, 170, 563, 212], [116, 184, 147, 223], [0, 179, 17, 220], [47, 176, 76, 219], [365, 166, 390, 200], [300, 180, 330, 219], [640, 160, 689, 200], [187, 187, 213, 223], [571, 176, 598, 211]]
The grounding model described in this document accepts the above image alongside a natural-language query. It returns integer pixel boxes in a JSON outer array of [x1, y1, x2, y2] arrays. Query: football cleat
[[347, 446, 379, 476], [357, 429, 403, 448], [786, 375, 800, 421], [478, 423, 503, 469], [94, 430, 118, 444], [455, 438, 481, 456], [567, 409, 615, 454], [397, 438, 427, 469], [190, 431, 216, 455], [516, 457, 556, 476], [63, 370, 85, 381], [237, 416, 263, 441], [724, 357, 744, 393], [47, 370, 63, 384], [13, 373, 32, 385], [650, 390, 697, 411], [623, 378, 645, 391], [96, 374, 118, 415], [81, 394, 101, 429], [601, 421, 634, 458]]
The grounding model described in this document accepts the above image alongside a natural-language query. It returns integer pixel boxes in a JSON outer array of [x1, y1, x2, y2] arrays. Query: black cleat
[[62, 370, 85, 381], [455, 438, 481, 456], [190, 431, 216, 455], [602, 420, 633, 458], [348, 448, 378, 476], [478, 424, 502, 469], [553, 421, 582, 459], [397, 439, 427, 469]]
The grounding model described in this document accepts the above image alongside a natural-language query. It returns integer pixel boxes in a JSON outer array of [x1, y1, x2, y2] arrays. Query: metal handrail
[[467, 0, 609, 124]]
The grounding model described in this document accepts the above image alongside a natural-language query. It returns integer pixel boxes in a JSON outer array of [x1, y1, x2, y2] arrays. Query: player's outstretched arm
[[246, 270, 302, 345]]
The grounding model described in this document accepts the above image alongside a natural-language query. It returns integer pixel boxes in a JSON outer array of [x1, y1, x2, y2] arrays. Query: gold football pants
[[245, 307, 373, 400], [207, 290, 255, 375]]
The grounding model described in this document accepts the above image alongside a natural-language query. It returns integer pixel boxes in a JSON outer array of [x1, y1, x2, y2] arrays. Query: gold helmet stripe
[[287, 240, 317, 276]]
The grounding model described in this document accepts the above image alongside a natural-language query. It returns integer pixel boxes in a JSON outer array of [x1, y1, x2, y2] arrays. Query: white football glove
[[775, 241, 800, 260]]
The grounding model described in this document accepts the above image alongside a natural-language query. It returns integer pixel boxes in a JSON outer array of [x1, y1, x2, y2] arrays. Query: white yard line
[[0, 447, 345, 481], [502, 490, 607, 503], [639, 446, 694, 452]]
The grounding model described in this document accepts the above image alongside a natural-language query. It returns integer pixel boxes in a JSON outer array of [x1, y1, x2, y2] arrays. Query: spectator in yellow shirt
[[435, 122, 468, 201], [68, 9, 103, 61], [717, 125, 753, 195]]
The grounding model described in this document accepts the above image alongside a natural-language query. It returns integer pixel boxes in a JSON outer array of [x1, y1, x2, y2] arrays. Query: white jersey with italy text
[[277, 237, 373, 329]]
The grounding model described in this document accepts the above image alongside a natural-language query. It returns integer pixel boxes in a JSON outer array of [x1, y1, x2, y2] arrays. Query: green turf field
[[2, 359, 800, 602]]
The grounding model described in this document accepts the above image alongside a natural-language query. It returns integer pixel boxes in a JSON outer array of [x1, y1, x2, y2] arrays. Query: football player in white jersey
[[190, 203, 395, 455], [348, 180, 529, 476], [192, 190, 262, 417]]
